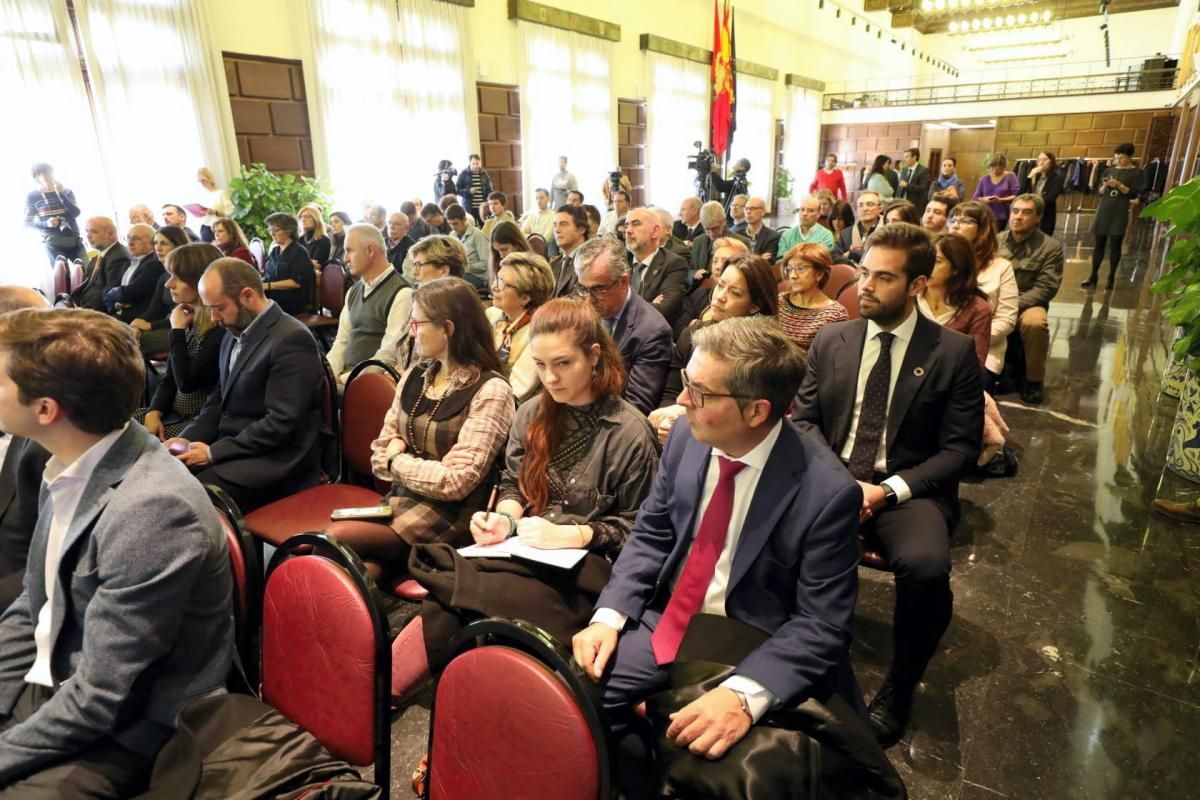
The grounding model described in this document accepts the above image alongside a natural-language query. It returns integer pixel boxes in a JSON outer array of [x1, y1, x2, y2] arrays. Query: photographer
[[434, 160, 457, 201], [600, 169, 633, 211], [710, 157, 751, 210]]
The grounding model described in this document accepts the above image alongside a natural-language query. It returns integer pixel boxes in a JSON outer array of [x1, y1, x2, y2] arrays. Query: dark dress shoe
[[1080, 276, 1098, 288], [866, 678, 913, 747], [1020, 381, 1044, 404], [1153, 497, 1200, 523]]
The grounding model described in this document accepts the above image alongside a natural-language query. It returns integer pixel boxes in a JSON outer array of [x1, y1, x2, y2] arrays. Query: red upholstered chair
[[243, 359, 397, 548], [69, 259, 85, 292], [52, 257, 69, 297], [206, 484, 262, 691], [822, 262, 859, 301], [527, 234, 547, 257], [837, 281, 861, 320], [298, 262, 348, 350], [261, 533, 390, 793], [425, 619, 611, 800]]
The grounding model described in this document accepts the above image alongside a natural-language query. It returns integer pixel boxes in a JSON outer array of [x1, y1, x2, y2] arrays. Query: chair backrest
[[53, 258, 69, 296], [320, 261, 348, 316], [527, 234, 547, 257], [821, 262, 858, 301], [206, 484, 262, 691], [342, 360, 400, 486], [249, 238, 265, 272], [69, 260, 85, 292], [428, 619, 609, 800], [837, 281, 861, 320], [262, 533, 390, 788], [317, 357, 341, 482]]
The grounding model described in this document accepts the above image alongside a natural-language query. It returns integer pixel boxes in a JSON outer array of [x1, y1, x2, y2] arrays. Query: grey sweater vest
[[343, 270, 406, 369]]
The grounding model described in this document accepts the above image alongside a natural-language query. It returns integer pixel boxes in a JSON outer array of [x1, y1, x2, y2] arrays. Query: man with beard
[[164, 258, 324, 512], [791, 223, 982, 747]]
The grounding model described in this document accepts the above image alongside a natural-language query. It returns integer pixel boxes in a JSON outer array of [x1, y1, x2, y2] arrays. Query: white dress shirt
[[26, 425, 128, 687], [227, 300, 275, 373], [120, 252, 144, 286], [837, 308, 917, 503], [325, 267, 413, 379], [593, 420, 785, 721]]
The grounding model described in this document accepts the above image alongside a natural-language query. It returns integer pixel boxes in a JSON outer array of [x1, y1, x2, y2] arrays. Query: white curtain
[[726, 73, 775, 205], [518, 22, 614, 212], [74, 0, 234, 223], [784, 87, 822, 204], [0, 0, 107, 286], [644, 52, 709, 214], [309, 0, 474, 215]]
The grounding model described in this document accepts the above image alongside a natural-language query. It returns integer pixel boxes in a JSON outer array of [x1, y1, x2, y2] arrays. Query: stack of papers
[[457, 538, 588, 569]]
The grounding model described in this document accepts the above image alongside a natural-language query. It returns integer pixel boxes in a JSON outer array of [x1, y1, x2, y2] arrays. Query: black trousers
[[0, 683, 152, 798], [861, 497, 954, 694]]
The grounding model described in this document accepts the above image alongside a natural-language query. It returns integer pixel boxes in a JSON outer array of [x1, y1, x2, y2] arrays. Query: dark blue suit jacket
[[597, 418, 862, 706], [612, 292, 672, 416]]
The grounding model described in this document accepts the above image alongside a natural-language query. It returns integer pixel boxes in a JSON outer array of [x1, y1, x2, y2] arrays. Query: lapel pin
[[913, 367, 926, 377]]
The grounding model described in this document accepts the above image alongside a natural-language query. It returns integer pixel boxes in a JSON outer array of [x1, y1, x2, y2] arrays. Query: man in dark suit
[[624, 208, 689, 325], [574, 317, 862, 798], [792, 222, 983, 745], [0, 308, 231, 794], [166, 258, 325, 513], [550, 204, 590, 299], [897, 149, 931, 215], [573, 238, 671, 415], [834, 192, 884, 263], [70, 217, 131, 310], [104, 231, 165, 323], [690, 201, 751, 284], [743, 196, 781, 263]]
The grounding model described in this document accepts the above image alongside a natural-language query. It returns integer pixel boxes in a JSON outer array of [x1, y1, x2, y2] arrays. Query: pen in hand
[[485, 484, 498, 528]]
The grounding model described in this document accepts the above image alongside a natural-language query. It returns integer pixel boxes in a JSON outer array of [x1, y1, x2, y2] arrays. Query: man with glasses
[[778, 196, 835, 255], [834, 191, 884, 263], [921, 193, 956, 235], [573, 317, 865, 798], [573, 237, 670, 414], [741, 197, 780, 264], [70, 217, 131, 311], [624, 208, 688, 324], [690, 201, 751, 285], [728, 195, 749, 234]]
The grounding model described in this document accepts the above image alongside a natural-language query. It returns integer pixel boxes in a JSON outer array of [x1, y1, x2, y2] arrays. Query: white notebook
[[457, 538, 588, 569]]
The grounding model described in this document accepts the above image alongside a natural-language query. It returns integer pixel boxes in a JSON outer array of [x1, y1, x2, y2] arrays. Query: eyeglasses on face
[[681, 370, 751, 408], [575, 279, 619, 301], [948, 216, 977, 228], [784, 264, 814, 277], [408, 318, 440, 334]]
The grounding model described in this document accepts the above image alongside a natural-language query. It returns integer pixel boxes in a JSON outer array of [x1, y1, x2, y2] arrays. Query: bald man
[[673, 196, 703, 244], [127, 204, 158, 230], [70, 216, 130, 310], [624, 207, 689, 324]]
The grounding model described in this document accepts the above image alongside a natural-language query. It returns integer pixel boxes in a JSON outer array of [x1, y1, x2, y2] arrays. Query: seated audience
[[728, 194, 748, 233], [949, 202, 1017, 387], [777, 243, 850, 353], [675, 236, 750, 336], [567, 189, 585, 207], [651, 206, 692, 261], [298, 204, 332, 269], [651, 253, 779, 442], [550, 204, 591, 298], [792, 222, 983, 747], [489, 252, 555, 404], [326, 277, 514, 578], [127, 203, 158, 229], [161, 203, 201, 242], [0, 308, 231, 794], [325, 223, 411, 384], [0, 287, 51, 612], [104, 230, 167, 324], [778, 196, 836, 254], [135, 244, 227, 440], [391, 235, 472, 370], [582, 204, 602, 239], [70, 216, 130, 311], [997, 194, 1063, 405], [129, 226, 189, 354], [385, 212, 415, 271], [404, 201, 428, 240], [419, 203, 449, 236], [328, 211, 352, 263], [573, 237, 671, 415], [389, 298, 659, 701], [600, 191, 631, 238], [921, 192, 956, 234], [262, 211, 315, 316], [446, 203, 490, 287], [883, 199, 919, 225], [624, 208, 689, 324], [919, 234, 993, 368], [828, 199, 856, 241], [519, 187, 555, 242], [167, 258, 325, 512], [673, 196, 703, 244], [365, 203, 387, 233], [211, 217, 254, 265], [481, 192, 516, 239], [742, 196, 780, 263], [690, 200, 751, 284], [488, 220, 531, 288], [573, 317, 863, 799], [835, 191, 883, 262], [816, 189, 835, 228]]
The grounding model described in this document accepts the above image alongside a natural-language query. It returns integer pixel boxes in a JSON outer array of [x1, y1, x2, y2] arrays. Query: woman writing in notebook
[[390, 298, 659, 703]]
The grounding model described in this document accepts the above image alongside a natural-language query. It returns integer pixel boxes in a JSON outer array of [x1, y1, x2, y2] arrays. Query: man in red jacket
[[809, 153, 847, 200]]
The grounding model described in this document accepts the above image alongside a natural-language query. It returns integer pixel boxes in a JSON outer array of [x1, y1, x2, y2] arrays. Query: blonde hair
[[498, 252, 555, 309], [298, 204, 327, 240], [196, 167, 217, 186]]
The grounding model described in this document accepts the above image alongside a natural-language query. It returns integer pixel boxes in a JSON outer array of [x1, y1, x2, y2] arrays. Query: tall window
[[644, 53, 709, 214], [725, 73, 775, 205], [785, 87, 822, 203], [310, 0, 473, 212], [518, 23, 614, 212]]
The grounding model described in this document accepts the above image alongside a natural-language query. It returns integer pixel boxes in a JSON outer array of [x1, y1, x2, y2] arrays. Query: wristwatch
[[881, 483, 898, 507]]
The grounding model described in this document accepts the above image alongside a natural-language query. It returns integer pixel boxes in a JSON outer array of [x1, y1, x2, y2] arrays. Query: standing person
[[930, 157, 965, 202], [973, 155, 1020, 229], [1083, 143, 1145, 290], [865, 155, 896, 200], [195, 168, 233, 243], [550, 156, 579, 210], [456, 154, 493, 224], [897, 148, 930, 215], [23, 163, 84, 266], [1020, 151, 1064, 237], [809, 153, 848, 200]]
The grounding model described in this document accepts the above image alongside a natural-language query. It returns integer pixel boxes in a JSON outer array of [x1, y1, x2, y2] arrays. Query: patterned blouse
[[777, 293, 849, 352]]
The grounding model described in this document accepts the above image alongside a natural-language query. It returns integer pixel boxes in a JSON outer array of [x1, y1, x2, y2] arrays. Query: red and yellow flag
[[711, 0, 737, 157]]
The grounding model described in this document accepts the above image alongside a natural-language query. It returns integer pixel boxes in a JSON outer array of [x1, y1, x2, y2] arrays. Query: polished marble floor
[[379, 216, 1200, 799]]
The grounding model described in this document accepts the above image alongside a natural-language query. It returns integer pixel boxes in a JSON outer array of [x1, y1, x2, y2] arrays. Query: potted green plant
[[1145, 174, 1200, 480], [775, 166, 796, 217], [229, 163, 334, 241]]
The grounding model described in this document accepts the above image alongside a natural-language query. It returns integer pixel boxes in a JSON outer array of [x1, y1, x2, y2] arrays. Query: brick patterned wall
[[819, 121, 923, 196], [618, 99, 646, 208], [992, 110, 1173, 161], [224, 53, 313, 177], [477, 82, 523, 216]]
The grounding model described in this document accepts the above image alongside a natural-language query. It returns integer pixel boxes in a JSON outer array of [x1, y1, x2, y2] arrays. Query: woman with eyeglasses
[[777, 243, 849, 353], [650, 253, 779, 443], [386, 298, 658, 704], [948, 202, 1017, 386], [488, 251, 555, 404], [389, 235, 470, 370], [326, 276, 515, 580], [262, 211, 314, 316]]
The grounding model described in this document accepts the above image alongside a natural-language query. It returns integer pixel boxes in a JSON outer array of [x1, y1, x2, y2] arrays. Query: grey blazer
[[0, 424, 233, 784]]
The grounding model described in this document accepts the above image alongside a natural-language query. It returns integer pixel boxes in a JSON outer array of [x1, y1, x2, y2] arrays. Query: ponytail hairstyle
[[518, 298, 625, 514]]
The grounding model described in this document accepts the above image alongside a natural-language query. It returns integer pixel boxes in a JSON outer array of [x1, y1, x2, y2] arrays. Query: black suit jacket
[[898, 164, 931, 212], [672, 220, 702, 244], [109, 255, 166, 322], [72, 244, 131, 310], [551, 249, 579, 298], [633, 248, 689, 325], [746, 224, 782, 262], [181, 303, 324, 493], [690, 230, 752, 280], [0, 437, 50, 610], [612, 292, 673, 415], [791, 312, 983, 517]]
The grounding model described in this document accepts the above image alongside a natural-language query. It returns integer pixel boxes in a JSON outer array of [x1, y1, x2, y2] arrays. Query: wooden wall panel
[[617, 98, 646, 207], [476, 82, 523, 216], [224, 53, 314, 178]]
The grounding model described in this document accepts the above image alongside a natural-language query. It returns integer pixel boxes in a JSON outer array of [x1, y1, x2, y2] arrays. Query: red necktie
[[651, 456, 746, 666]]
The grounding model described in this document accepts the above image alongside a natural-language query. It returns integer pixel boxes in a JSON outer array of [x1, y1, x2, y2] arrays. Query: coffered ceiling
[[862, 0, 1179, 34]]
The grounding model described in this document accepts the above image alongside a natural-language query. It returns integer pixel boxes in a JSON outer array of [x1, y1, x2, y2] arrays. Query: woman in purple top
[[973, 155, 1021, 228]]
